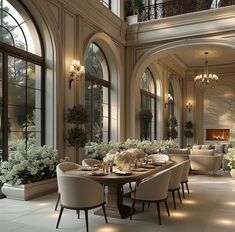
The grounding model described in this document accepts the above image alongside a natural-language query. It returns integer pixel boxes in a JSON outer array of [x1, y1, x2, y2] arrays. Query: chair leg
[[102, 204, 108, 223], [181, 182, 185, 199], [164, 200, 170, 216], [85, 210, 89, 232], [177, 189, 182, 203], [56, 207, 64, 229], [148, 202, 151, 208], [130, 201, 136, 220], [156, 202, 161, 225], [172, 190, 176, 210], [55, 193, 60, 211], [186, 182, 190, 195], [142, 202, 145, 212], [129, 182, 132, 192], [76, 210, 80, 219]]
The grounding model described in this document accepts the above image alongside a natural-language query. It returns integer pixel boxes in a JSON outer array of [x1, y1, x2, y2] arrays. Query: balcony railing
[[139, 0, 235, 22]]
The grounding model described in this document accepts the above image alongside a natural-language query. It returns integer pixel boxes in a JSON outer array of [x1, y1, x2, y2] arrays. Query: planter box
[[2, 178, 57, 201], [126, 15, 138, 25]]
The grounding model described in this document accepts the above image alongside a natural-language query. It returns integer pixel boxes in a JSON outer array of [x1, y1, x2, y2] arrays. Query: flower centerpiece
[[224, 148, 235, 179], [0, 139, 60, 200]]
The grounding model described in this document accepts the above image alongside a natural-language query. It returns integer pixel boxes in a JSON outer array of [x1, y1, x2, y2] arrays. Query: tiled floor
[[0, 173, 235, 232]]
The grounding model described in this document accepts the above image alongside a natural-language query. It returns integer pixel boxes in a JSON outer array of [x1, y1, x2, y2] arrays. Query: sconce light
[[69, 59, 85, 89], [165, 93, 174, 108], [186, 100, 193, 112]]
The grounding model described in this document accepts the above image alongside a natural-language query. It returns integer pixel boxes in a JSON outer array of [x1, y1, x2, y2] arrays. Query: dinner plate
[[79, 166, 99, 171], [115, 170, 132, 175], [131, 168, 148, 172], [89, 172, 108, 176], [141, 164, 155, 169]]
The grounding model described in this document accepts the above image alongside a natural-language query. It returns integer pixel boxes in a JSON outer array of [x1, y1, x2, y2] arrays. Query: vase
[[230, 169, 235, 179], [1, 178, 57, 201]]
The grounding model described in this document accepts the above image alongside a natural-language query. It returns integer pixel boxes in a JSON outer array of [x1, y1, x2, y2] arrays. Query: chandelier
[[194, 52, 219, 87]]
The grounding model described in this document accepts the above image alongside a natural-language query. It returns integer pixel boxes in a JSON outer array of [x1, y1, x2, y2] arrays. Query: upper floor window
[[85, 43, 110, 143], [0, 0, 44, 161], [100, 0, 111, 9], [140, 68, 156, 140]]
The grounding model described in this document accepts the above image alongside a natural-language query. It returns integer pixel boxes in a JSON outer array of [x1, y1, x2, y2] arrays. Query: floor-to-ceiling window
[[85, 43, 110, 143], [0, 0, 44, 161], [140, 68, 156, 140]]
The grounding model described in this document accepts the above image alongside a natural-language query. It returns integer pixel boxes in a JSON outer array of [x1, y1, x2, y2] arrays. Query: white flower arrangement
[[85, 139, 179, 160], [0, 140, 61, 185], [224, 148, 235, 169]]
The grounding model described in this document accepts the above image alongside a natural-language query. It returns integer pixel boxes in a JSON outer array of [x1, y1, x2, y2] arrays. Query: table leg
[[94, 183, 131, 219]]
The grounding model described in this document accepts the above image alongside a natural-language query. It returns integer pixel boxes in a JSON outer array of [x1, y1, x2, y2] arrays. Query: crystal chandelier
[[194, 52, 219, 87]]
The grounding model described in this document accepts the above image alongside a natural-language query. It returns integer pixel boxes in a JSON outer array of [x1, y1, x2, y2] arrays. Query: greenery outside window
[[0, 0, 44, 161], [140, 68, 156, 140], [85, 43, 110, 143]]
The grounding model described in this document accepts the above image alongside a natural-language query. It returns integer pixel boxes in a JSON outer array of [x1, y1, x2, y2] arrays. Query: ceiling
[[167, 44, 235, 69]]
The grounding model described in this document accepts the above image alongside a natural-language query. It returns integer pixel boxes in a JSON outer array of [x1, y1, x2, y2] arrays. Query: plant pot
[[230, 169, 235, 179], [1, 178, 57, 201], [126, 15, 138, 25]]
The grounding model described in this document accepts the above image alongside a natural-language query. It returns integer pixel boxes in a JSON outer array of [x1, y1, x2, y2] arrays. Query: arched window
[[85, 42, 110, 143], [140, 68, 156, 140], [0, 0, 43, 161], [168, 82, 174, 117]]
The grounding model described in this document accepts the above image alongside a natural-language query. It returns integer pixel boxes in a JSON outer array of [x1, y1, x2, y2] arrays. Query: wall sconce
[[69, 59, 85, 89], [165, 93, 174, 108], [186, 100, 193, 112]]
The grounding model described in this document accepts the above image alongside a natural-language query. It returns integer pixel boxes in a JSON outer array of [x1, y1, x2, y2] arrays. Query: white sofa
[[190, 149, 223, 174]]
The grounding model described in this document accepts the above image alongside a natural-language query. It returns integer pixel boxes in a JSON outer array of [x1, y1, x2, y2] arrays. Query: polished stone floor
[[0, 173, 235, 232]]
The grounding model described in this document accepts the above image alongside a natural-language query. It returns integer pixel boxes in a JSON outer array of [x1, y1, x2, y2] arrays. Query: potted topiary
[[224, 148, 235, 179], [67, 104, 88, 149], [126, 0, 144, 24], [184, 121, 194, 146], [168, 116, 178, 140], [139, 109, 153, 140]]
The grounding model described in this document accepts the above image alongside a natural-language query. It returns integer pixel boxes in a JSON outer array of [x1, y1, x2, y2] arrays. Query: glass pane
[[8, 105, 26, 132], [8, 132, 24, 147], [27, 63, 41, 89], [34, 108, 41, 132], [141, 68, 155, 94], [85, 43, 109, 81], [0, 0, 42, 55], [27, 88, 41, 109], [8, 84, 25, 106], [8, 56, 26, 86]]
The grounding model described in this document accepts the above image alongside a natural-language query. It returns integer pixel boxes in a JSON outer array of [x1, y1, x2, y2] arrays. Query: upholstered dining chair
[[168, 162, 184, 209], [130, 168, 172, 225], [55, 162, 81, 211], [180, 159, 191, 198], [56, 175, 108, 232], [82, 158, 101, 167], [148, 154, 169, 162]]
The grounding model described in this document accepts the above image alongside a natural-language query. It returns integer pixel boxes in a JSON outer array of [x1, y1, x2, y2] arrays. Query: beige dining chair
[[82, 158, 101, 167], [55, 162, 81, 211], [180, 159, 191, 198], [130, 168, 172, 225], [148, 154, 169, 162], [168, 162, 184, 209], [56, 175, 108, 232]]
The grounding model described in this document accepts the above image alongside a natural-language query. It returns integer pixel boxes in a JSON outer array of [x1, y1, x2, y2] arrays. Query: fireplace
[[206, 129, 230, 141]]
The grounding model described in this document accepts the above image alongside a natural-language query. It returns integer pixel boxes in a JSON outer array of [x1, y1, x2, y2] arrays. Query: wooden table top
[[65, 162, 173, 185]]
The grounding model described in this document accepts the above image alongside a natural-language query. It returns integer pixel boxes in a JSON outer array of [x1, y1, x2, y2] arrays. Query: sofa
[[189, 149, 223, 174], [165, 148, 190, 163]]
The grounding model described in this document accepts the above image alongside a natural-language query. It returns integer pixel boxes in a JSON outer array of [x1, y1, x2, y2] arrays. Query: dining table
[[65, 162, 173, 219]]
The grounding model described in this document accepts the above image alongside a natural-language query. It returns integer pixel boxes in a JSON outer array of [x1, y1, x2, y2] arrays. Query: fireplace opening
[[206, 129, 230, 141]]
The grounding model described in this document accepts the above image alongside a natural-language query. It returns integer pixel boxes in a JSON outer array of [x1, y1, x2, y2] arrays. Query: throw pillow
[[190, 149, 214, 156], [214, 144, 225, 154], [201, 144, 211, 150], [192, 145, 202, 150], [224, 143, 232, 153]]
